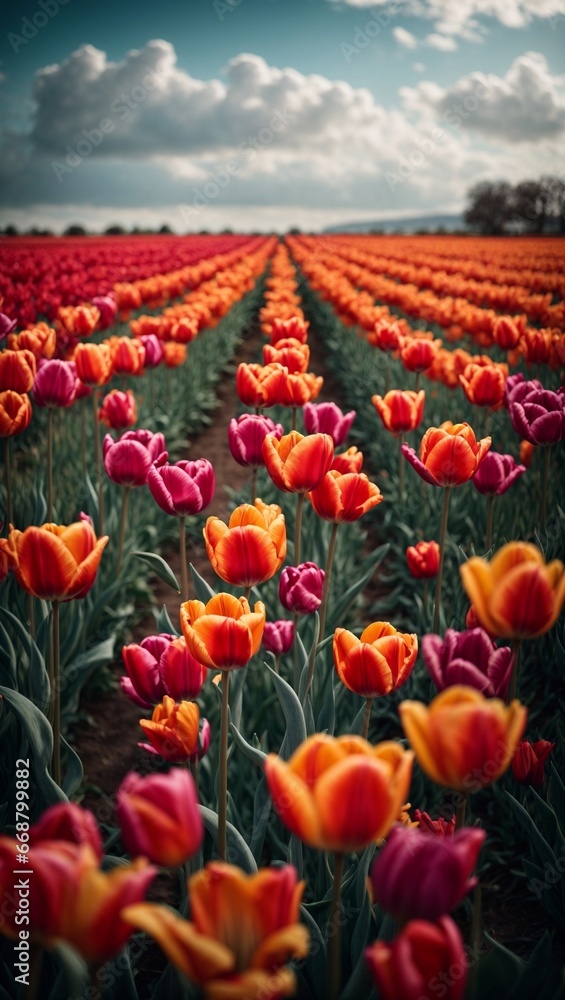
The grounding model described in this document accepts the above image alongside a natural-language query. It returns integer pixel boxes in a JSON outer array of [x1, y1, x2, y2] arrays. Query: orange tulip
[[308, 470, 383, 522], [277, 371, 323, 407], [372, 390, 425, 434], [236, 362, 287, 408], [400, 335, 441, 372], [5, 520, 108, 601], [263, 337, 310, 373], [0, 838, 155, 962], [73, 342, 112, 386], [331, 446, 364, 474], [107, 336, 145, 376], [334, 622, 418, 698], [460, 541, 565, 640], [124, 862, 309, 1000], [265, 734, 413, 852], [7, 323, 56, 359], [270, 316, 309, 345], [399, 686, 527, 792], [162, 341, 187, 367], [0, 390, 32, 437], [459, 362, 507, 409], [0, 349, 36, 393], [204, 500, 286, 587], [406, 540, 440, 579], [493, 316, 521, 350], [58, 304, 100, 336], [402, 422, 491, 488], [139, 696, 206, 762], [519, 440, 535, 468], [263, 430, 334, 493], [180, 593, 265, 670]]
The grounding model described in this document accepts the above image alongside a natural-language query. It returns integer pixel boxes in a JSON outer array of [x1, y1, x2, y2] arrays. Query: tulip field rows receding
[[0, 234, 564, 1000]]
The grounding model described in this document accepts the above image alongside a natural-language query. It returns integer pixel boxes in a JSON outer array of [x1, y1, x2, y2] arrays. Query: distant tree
[[105, 224, 126, 235], [3, 225, 19, 236], [464, 181, 512, 235], [64, 224, 87, 236], [542, 175, 565, 232], [159, 224, 173, 234], [287, 226, 302, 235], [510, 180, 553, 233]]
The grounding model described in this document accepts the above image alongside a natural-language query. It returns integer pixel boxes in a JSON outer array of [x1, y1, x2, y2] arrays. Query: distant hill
[[324, 214, 465, 234]]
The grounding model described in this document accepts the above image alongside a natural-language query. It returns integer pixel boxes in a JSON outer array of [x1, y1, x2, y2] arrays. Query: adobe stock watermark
[[385, 79, 494, 190], [179, 106, 295, 223], [51, 66, 163, 183], [8, 0, 70, 54], [340, 3, 401, 63]]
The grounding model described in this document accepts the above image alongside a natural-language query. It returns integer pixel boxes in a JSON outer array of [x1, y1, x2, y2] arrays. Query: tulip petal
[[315, 755, 395, 850], [123, 903, 234, 982], [14, 526, 77, 600], [264, 755, 322, 846]]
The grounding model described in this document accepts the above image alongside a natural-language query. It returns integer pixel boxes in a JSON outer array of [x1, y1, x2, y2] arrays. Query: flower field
[[0, 231, 564, 1000]]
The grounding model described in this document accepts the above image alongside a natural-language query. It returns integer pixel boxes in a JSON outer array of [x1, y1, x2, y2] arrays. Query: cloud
[[401, 51, 565, 141], [393, 26, 419, 48], [425, 33, 458, 51], [326, 0, 565, 39]]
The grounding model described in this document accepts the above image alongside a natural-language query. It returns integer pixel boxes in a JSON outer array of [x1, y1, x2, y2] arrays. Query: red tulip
[[512, 739, 555, 787], [98, 389, 137, 430], [117, 769, 203, 867], [29, 803, 102, 858], [366, 916, 468, 1000]]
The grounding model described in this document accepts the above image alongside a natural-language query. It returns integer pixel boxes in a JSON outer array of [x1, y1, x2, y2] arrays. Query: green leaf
[[330, 543, 389, 625], [230, 723, 267, 769], [0, 684, 65, 808], [133, 551, 180, 592], [157, 603, 180, 636], [61, 735, 83, 797], [267, 666, 307, 759], [189, 563, 216, 603], [200, 805, 257, 872]]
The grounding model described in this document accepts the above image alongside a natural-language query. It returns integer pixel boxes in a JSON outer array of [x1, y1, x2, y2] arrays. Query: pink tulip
[[103, 428, 165, 487], [116, 769, 203, 867], [369, 824, 485, 922], [279, 561, 325, 614], [29, 802, 102, 858], [263, 620, 295, 655], [303, 402, 356, 446], [228, 413, 284, 467], [147, 455, 215, 516], [121, 634, 207, 708], [0, 313, 17, 337], [472, 452, 526, 496], [509, 386, 565, 446], [33, 359, 77, 408], [504, 373, 543, 408], [91, 295, 117, 330], [99, 389, 137, 430], [139, 334, 163, 369], [422, 627, 513, 698]]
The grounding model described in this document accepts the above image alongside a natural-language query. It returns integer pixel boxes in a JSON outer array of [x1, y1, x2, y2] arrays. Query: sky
[[1, 0, 565, 232]]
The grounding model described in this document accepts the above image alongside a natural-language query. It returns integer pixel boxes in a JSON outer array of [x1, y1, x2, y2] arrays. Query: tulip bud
[[29, 802, 103, 858], [366, 916, 468, 1000], [117, 769, 203, 866], [148, 456, 215, 517], [279, 562, 324, 614], [99, 389, 137, 430], [33, 359, 77, 408], [228, 413, 284, 467], [413, 809, 456, 836], [303, 402, 356, 446], [512, 739, 555, 787], [406, 540, 439, 579], [92, 294, 118, 329], [263, 620, 295, 655], [139, 333, 163, 369]]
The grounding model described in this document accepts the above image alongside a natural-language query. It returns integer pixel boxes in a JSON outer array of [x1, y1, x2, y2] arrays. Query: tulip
[[308, 470, 382, 524], [138, 333, 163, 368], [98, 389, 137, 429], [504, 374, 543, 408], [399, 686, 527, 797], [406, 540, 439, 579], [400, 335, 442, 384], [0, 349, 36, 393], [493, 315, 521, 350], [263, 430, 334, 495], [509, 387, 565, 447], [103, 429, 166, 487], [162, 341, 187, 367], [204, 500, 286, 589], [124, 862, 309, 999], [121, 634, 207, 707], [181, 593, 266, 858], [263, 337, 310, 372], [422, 628, 513, 699], [460, 542, 565, 643], [270, 315, 309, 344], [459, 361, 507, 409], [369, 824, 485, 922], [331, 445, 364, 474], [236, 361, 287, 408], [228, 413, 284, 468], [279, 561, 324, 614], [263, 620, 295, 660], [402, 422, 491, 633], [170, 317, 198, 344], [0, 838, 155, 962], [74, 343, 113, 388], [6, 519, 108, 602], [519, 439, 535, 468], [370, 318, 405, 352], [139, 695, 209, 763], [117, 769, 203, 867], [0, 313, 17, 337], [33, 359, 77, 409], [277, 371, 324, 412], [511, 739, 555, 787], [58, 303, 100, 336], [366, 916, 468, 1000], [108, 335, 145, 376], [334, 622, 418, 735], [413, 810, 456, 836], [0, 390, 32, 438], [472, 452, 525, 496], [29, 802, 103, 858], [92, 294, 118, 329], [8, 323, 56, 359], [372, 390, 425, 434], [303, 401, 356, 446]]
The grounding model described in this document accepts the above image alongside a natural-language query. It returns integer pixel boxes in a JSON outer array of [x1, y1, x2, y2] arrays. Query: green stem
[[250, 467, 258, 505], [294, 492, 305, 566], [432, 488, 451, 635], [92, 389, 104, 534], [540, 446, 551, 533], [318, 522, 339, 644], [485, 495, 494, 552], [179, 516, 188, 603], [327, 853, 345, 1000], [483, 409, 491, 438], [29, 593, 35, 640], [361, 697, 373, 740], [455, 793, 467, 830], [384, 354, 390, 394], [52, 600, 61, 786], [292, 613, 300, 690], [398, 433, 405, 503], [302, 610, 321, 706], [47, 407, 54, 522], [81, 399, 87, 475], [423, 579, 429, 624], [4, 438, 12, 528], [414, 371, 421, 392], [291, 407, 297, 432], [274, 654, 280, 675], [116, 487, 131, 575], [218, 670, 230, 861], [508, 639, 521, 702]]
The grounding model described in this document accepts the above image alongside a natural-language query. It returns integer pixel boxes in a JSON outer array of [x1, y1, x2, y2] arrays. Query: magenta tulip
[[33, 359, 77, 408], [472, 452, 526, 496], [139, 334, 163, 369], [92, 295, 117, 329], [103, 429, 165, 487], [509, 387, 565, 446], [504, 373, 543, 408], [121, 634, 207, 708], [0, 313, 17, 337], [29, 802, 102, 858], [303, 401, 356, 446], [369, 824, 485, 922], [422, 627, 513, 698], [228, 413, 284, 467], [263, 620, 295, 655], [147, 455, 215, 516], [279, 561, 325, 614], [116, 769, 203, 867]]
